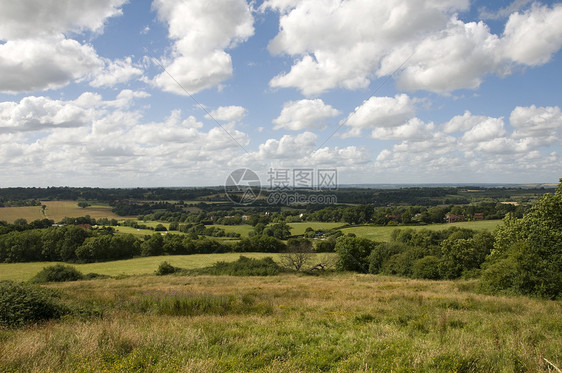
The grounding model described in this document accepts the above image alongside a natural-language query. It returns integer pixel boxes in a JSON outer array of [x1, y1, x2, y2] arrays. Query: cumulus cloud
[[90, 57, 143, 88], [0, 37, 103, 93], [255, 131, 317, 159], [343, 94, 415, 136], [206, 106, 247, 122], [265, 0, 562, 95], [273, 99, 340, 130], [0, 0, 135, 93], [152, 0, 254, 95], [510, 105, 562, 139], [461, 117, 506, 143], [0, 0, 126, 39], [502, 3, 562, 66]]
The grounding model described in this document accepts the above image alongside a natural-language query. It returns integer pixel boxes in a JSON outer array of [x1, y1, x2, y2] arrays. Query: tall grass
[[1, 274, 560, 372]]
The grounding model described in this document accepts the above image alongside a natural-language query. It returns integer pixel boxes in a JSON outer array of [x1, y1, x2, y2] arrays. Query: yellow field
[[0, 201, 132, 223]]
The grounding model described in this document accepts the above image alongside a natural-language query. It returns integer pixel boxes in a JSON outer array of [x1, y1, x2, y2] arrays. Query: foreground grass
[[1, 274, 560, 372], [0, 253, 287, 282]]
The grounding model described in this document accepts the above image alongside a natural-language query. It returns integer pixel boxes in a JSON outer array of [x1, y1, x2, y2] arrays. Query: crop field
[[340, 220, 503, 242], [0, 253, 288, 282], [1, 273, 560, 372], [0, 206, 45, 223], [0, 201, 131, 223]]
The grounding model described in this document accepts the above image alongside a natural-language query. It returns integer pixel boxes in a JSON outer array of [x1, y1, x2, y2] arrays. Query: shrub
[[156, 261, 178, 276], [368, 242, 407, 274], [30, 264, 84, 283], [204, 256, 280, 276], [412, 256, 441, 280], [335, 236, 376, 272], [0, 281, 70, 326]]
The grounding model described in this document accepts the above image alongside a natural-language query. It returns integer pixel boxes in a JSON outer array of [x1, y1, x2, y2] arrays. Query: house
[[473, 213, 484, 220], [446, 214, 465, 223]]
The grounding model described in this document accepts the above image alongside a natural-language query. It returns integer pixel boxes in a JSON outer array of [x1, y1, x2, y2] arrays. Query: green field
[[340, 220, 503, 242], [0, 253, 288, 282], [1, 273, 560, 372]]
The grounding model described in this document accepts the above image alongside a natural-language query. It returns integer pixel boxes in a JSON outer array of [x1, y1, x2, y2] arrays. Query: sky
[[0, 0, 561, 187]]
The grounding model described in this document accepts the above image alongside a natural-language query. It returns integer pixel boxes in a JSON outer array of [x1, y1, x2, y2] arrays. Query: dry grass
[[0, 201, 132, 224], [1, 273, 560, 372]]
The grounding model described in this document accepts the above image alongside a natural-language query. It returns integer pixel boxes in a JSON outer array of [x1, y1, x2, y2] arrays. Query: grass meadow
[[1, 273, 560, 372], [0, 253, 290, 282], [340, 220, 503, 242]]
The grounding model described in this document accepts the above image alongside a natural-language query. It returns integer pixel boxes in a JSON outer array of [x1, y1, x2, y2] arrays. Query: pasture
[[1, 273, 560, 372], [0, 253, 288, 282], [340, 220, 503, 242]]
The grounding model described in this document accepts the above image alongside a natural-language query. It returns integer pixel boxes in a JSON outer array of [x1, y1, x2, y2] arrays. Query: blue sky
[[0, 0, 561, 187]]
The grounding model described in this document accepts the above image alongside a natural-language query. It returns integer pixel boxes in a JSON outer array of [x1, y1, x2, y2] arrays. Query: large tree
[[481, 179, 562, 298]]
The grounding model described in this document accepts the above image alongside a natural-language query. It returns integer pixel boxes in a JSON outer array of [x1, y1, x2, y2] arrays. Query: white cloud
[[385, 18, 502, 92], [0, 0, 131, 93], [344, 94, 415, 135], [273, 99, 340, 131], [152, 0, 254, 95], [0, 0, 126, 40], [255, 132, 317, 159], [90, 57, 143, 88], [443, 111, 493, 133], [0, 37, 103, 93], [461, 117, 506, 143], [371, 118, 434, 140], [510, 105, 562, 138], [502, 3, 562, 66], [206, 106, 247, 122], [266, 0, 562, 95]]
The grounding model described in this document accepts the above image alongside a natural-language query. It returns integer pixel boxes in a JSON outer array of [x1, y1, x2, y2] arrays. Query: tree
[[481, 179, 562, 298], [280, 238, 315, 271], [77, 202, 90, 208], [335, 236, 375, 272]]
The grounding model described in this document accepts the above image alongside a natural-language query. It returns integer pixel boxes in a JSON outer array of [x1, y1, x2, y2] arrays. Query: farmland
[[0, 200, 130, 223], [1, 273, 560, 372]]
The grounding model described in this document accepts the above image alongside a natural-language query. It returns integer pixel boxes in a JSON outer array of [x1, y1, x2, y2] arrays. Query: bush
[[335, 236, 376, 272], [0, 281, 70, 326], [203, 256, 280, 276], [412, 256, 441, 280], [156, 261, 178, 276], [30, 264, 84, 283]]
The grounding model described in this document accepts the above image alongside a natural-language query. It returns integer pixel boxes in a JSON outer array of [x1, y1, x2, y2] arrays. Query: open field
[[0, 253, 288, 282], [0, 201, 132, 223], [0, 206, 45, 223], [288, 222, 345, 235], [1, 273, 560, 372], [340, 220, 503, 242]]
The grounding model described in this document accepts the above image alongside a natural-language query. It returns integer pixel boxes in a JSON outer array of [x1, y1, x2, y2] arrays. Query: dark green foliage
[[335, 236, 376, 272], [76, 234, 139, 262], [314, 237, 336, 252], [0, 281, 70, 326], [263, 222, 292, 240], [202, 256, 280, 276], [412, 256, 441, 279], [481, 180, 562, 299], [234, 235, 286, 253], [368, 242, 407, 274], [439, 232, 493, 279], [155, 261, 178, 276], [30, 264, 84, 283]]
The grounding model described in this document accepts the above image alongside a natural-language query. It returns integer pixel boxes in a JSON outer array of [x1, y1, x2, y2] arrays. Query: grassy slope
[[1, 274, 560, 372], [0, 253, 286, 282]]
